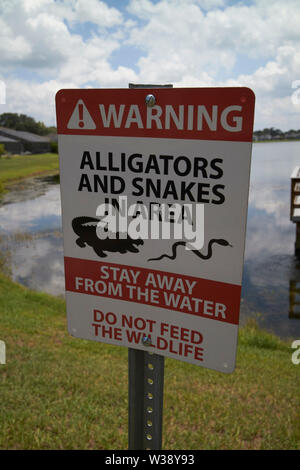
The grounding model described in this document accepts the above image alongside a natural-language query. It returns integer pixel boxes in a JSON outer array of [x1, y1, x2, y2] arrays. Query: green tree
[[0, 113, 53, 136]]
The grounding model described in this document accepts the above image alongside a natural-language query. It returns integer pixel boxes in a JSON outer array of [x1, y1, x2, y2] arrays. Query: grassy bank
[[0, 273, 299, 450], [0, 153, 59, 193]]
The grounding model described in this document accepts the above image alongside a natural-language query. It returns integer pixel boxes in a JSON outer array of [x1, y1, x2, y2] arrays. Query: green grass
[[0, 153, 59, 192], [0, 273, 299, 450]]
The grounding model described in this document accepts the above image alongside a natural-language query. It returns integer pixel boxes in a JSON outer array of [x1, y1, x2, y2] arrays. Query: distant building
[[0, 134, 23, 154], [47, 133, 58, 142], [0, 127, 51, 153], [260, 133, 272, 140]]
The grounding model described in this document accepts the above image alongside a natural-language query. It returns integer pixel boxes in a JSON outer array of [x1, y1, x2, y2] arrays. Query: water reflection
[[9, 233, 65, 297], [0, 175, 61, 234], [1, 143, 300, 339], [0, 175, 64, 297], [239, 141, 300, 338]]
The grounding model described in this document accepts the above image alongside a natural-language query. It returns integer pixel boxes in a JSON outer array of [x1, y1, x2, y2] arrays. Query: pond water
[[1, 142, 300, 340]]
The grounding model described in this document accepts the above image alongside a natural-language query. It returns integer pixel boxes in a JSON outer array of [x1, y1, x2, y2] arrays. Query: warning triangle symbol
[[67, 99, 96, 130]]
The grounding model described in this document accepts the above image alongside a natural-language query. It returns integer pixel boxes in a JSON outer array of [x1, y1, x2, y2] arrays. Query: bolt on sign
[[55, 87, 255, 373]]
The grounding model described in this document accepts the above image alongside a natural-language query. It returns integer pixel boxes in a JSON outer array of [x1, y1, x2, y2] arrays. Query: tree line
[[0, 113, 56, 136], [253, 127, 300, 140]]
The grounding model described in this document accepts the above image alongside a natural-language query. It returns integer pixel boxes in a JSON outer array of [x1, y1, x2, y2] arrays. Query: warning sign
[[55, 87, 255, 373]]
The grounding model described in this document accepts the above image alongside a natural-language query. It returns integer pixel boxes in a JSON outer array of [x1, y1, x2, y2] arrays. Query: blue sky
[[0, 0, 300, 130]]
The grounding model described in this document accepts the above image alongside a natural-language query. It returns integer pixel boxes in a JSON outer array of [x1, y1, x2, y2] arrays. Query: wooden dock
[[290, 166, 300, 222], [289, 280, 300, 319], [290, 167, 300, 256]]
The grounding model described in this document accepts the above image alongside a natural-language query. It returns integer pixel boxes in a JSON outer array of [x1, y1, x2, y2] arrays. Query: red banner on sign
[[64, 256, 241, 325], [56, 88, 255, 142]]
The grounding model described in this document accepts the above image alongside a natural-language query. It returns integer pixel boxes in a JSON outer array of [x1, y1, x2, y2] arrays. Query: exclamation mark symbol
[[78, 103, 84, 128], [67, 99, 96, 130]]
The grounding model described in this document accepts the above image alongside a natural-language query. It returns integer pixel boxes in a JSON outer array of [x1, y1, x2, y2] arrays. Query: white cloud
[[21, 0, 123, 28], [67, 0, 123, 28], [223, 45, 300, 129], [0, 0, 300, 129], [126, 0, 300, 81], [0, 0, 124, 72], [124, 0, 300, 130], [0, 0, 138, 123]]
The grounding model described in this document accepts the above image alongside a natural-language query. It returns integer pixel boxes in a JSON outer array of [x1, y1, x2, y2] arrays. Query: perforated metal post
[[127, 83, 172, 450], [128, 348, 165, 450]]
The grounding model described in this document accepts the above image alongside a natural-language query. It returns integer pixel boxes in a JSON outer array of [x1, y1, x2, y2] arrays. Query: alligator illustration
[[72, 216, 144, 258]]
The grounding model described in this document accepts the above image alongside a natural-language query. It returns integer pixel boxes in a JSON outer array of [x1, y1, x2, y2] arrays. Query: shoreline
[[0, 153, 59, 194], [253, 138, 300, 143]]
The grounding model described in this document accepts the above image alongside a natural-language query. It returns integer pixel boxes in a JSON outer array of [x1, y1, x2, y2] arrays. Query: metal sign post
[[128, 348, 164, 450], [127, 83, 172, 451]]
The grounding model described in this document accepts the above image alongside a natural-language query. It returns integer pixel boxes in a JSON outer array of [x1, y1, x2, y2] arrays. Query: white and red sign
[[56, 87, 255, 373]]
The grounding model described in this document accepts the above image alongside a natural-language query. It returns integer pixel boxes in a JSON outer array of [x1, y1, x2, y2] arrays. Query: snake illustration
[[72, 216, 144, 258], [148, 239, 232, 261]]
